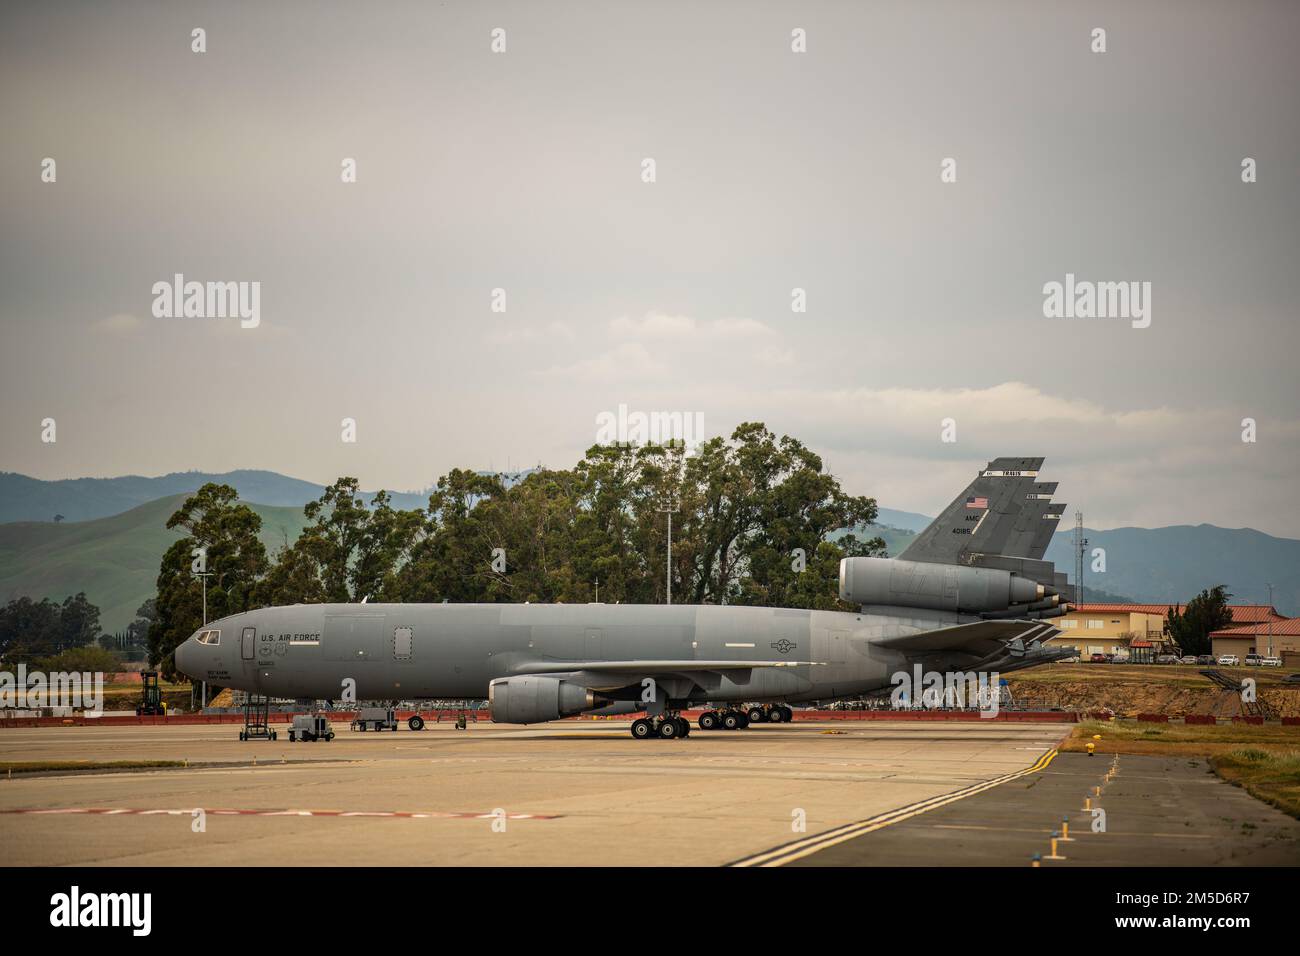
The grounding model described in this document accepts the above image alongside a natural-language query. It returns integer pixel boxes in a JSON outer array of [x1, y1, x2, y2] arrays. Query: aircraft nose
[[175, 638, 196, 678]]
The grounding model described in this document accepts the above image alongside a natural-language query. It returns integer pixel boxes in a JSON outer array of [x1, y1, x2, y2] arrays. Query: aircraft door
[[241, 626, 255, 661], [813, 627, 848, 664], [393, 625, 413, 661], [324, 614, 386, 662]]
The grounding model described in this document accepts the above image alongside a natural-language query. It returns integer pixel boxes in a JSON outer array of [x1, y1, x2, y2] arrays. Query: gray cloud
[[1, 1, 1297, 534]]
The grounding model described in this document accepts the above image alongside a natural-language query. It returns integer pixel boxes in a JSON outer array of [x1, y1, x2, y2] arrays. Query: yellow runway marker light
[[1044, 832, 1066, 861]]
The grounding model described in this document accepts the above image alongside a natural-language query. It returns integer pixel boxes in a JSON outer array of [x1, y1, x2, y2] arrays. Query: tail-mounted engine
[[839, 556, 1063, 617]]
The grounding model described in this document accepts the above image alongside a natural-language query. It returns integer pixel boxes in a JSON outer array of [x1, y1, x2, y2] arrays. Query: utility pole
[[1073, 511, 1088, 607], [1267, 583, 1275, 657], [659, 499, 679, 605]]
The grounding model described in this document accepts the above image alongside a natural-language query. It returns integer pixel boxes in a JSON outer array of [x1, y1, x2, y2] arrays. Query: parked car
[[1155, 654, 1180, 665], [1196, 655, 1215, 665], [1260, 657, 1283, 667], [1245, 654, 1263, 666], [1089, 653, 1107, 663], [1217, 654, 1240, 666], [1179, 656, 1198, 665]]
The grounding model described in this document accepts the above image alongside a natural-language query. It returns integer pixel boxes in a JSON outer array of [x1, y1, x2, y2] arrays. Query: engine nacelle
[[839, 556, 1043, 614], [488, 675, 599, 724]]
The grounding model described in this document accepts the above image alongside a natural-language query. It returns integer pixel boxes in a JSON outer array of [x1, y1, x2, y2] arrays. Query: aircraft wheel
[[746, 706, 765, 723], [722, 712, 741, 730], [675, 717, 690, 738], [698, 712, 718, 731], [631, 718, 653, 740], [408, 715, 425, 732], [289, 732, 296, 741], [658, 718, 679, 739], [326, 732, 335, 741], [781, 706, 793, 722], [768, 707, 785, 723], [737, 713, 750, 729]]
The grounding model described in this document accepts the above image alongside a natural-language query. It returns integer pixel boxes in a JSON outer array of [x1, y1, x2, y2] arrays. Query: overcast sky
[[2, 1, 1298, 535]]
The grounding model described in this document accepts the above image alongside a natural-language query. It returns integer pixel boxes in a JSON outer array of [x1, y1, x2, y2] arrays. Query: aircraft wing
[[876, 619, 1069, 672], [514, 659, 820, 674]]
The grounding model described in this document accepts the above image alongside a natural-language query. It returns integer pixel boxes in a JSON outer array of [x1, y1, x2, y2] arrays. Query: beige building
[[1047, 603, 1290, 659], [1210, 616, 1300, 662]]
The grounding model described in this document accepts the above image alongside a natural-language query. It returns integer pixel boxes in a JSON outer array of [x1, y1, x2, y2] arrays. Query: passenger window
[[393, 626, 413, 660]]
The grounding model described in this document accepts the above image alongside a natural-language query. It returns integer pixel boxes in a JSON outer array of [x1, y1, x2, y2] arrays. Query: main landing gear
[[697, 703, 793, 730], [630, 713, 691, 740]]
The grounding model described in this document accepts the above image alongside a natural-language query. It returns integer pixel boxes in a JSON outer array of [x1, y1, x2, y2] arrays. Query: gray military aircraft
[[175, 457, 1074, 739]]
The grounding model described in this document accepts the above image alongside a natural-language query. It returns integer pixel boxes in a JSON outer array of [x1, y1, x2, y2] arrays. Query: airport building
[[1209, 616, 1300, 663], [1047, 603, 1291, 659]]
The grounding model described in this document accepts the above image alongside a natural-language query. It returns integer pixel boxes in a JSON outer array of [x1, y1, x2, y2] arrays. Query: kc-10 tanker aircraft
[[175, 457, 1075, 739]]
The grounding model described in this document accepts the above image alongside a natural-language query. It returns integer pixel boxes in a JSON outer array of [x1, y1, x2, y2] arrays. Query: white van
[[1217, 654, 1239, 666]]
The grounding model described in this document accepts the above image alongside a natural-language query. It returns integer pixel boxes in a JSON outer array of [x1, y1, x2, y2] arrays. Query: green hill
[[0, 496, 310, 635]]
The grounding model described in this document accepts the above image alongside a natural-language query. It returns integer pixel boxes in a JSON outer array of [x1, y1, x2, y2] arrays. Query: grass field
[[1065, 720, 1300, 817]]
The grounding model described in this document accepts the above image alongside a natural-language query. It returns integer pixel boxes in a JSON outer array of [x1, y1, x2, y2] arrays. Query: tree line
[[148, 423, 886, 678]]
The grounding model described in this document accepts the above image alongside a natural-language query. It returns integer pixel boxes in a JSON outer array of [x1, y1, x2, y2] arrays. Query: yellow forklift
[[136, 671, 167, 716]]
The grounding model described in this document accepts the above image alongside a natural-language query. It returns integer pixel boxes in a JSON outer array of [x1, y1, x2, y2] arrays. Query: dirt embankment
[[1004, 666, 1300, 718]]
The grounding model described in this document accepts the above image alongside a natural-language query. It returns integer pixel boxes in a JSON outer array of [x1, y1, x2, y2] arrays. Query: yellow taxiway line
[[729, 748, 1060, 867]]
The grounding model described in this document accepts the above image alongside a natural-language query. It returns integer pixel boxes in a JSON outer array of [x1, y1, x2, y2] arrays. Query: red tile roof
[[1071, 603, 1286, 623], [1209, 617, 1300, 638]]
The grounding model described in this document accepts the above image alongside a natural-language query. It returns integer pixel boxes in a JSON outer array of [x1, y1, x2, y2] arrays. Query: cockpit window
[[196, 629, 221, 645]]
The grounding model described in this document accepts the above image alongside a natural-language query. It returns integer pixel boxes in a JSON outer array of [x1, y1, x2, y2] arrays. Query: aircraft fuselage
[[174, 602, 965, 705]]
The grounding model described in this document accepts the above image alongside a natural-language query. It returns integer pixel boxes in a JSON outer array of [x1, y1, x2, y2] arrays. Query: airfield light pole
[[660, 500, 679, 605], [1073, 511, 1088, 607], [196, 570, 213, 708]]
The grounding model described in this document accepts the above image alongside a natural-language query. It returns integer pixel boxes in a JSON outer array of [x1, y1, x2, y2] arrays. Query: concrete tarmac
[[0, 720, 1066, 866], [781, 752, 1300, 867]]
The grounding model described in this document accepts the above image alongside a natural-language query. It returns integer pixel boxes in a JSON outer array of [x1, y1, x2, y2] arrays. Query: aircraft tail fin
[[898, 457, 1045, 566]]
